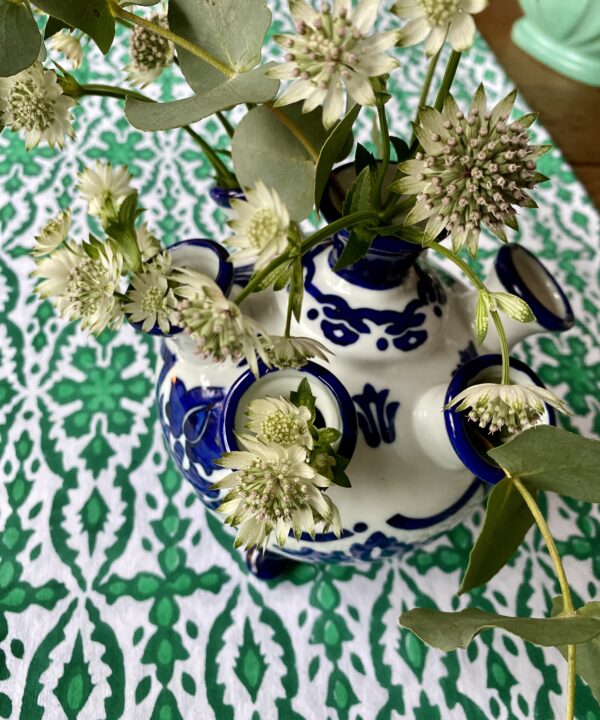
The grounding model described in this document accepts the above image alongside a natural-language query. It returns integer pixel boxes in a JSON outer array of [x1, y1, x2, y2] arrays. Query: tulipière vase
[[155, 183, 574, 577]]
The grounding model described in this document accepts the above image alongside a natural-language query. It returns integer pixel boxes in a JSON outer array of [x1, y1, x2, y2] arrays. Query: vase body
[[513, 0, 600, 86]]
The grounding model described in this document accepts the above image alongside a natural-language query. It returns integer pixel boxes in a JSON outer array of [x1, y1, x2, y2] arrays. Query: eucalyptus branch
[[512, 477, 577, 720], [110, 2, 235, 79], [235, 210, 381, 304]]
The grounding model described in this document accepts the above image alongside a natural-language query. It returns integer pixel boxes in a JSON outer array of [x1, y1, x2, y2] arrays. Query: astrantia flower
[[227, 181, 290, 269], [49, 31, 84, 69], [78, 162, 134, 225], [266, 335, 331, 369], [214, 435, 341, 549], [392, 86, 549, 255], [269, 0, 398, 128], [0, 61, 75, 149], [246, 396, 314, 449], [126, 13, 174, 88], [136, 223, 162, 262], [32, 210, 71, 258], [34, 243, 124, 334], [175, 283, 271, 376], [124, 255, 178, 334], [447, 382, 569, 434], [394, 0, 488, 55]]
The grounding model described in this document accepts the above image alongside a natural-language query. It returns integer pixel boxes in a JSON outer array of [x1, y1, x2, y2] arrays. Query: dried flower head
[[124, 254, 178, 334], [266, 335, 332, 369], [78, 161, 134, 226], [447, 382, 569, 434], [32, 210, 71, 258], [49, 31, 84, 69], [227, 181, 290, 269], [394, 0, 488, 56], [175, 283, 271, 376], [127, 14, 174, 87], [214, 434, 341, 549], [269, 0, 398, 128], [0, 62, 75, 150], [246, 396, 314, 449], [392, 86, 549, 255]]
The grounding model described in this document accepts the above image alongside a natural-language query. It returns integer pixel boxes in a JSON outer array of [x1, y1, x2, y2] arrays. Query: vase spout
[[481, 244, 574, 351]]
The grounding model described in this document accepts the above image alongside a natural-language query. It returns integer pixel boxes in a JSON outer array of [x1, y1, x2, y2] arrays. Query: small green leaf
[[32, 0, 115, 54], [492, 292, 535, 323], [0, 0, 42, 77], [354, 143, 377, 176], [318, 428, 341, 445], [125, 65, 278, 131], [399, 607, 600, 653], [460, 477, 534, 595], [290, 378, 317, 421], [333, 225, 376, 271], [44, 15, 71, 39], [489, 426, 600, 503], [390, 136, 410, 162], [104, 192, 142, 272], [474, 291, 490, 346], [290, 257, 304, 323], [552, 598, 600, 703], [331, 463, 352, 488], [314, 104, 360, 209]]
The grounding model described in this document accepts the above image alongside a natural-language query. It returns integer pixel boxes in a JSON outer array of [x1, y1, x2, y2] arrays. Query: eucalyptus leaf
[[125, 65, 278, 131], [399, 608, 600, 653], [169, 0, 271, 94], [314, 104, 360, 209], [460, 477, 534, 595], [44, 15, 71, 39], [32, 0, 114, 54], [0, 0, 41, 77], [553, 598, 600, 703], [232, 104, 328, 221], [488, 426, 600, 503]]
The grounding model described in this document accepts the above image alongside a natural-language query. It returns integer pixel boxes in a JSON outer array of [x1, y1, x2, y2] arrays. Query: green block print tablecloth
[[1, 5, 599, 719]]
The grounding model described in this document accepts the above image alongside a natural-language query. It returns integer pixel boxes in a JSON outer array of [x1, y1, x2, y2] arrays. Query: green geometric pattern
[[0, 5, 599, 718]]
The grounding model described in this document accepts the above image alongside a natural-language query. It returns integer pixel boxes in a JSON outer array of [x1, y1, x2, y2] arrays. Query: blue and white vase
[[155, 175, 574, 573]]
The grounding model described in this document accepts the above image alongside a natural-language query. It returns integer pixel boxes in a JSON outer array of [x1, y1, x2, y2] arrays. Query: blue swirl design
[[452, 341, 478, 376], [352, 383, 400, 448], [303, 245, 447, 350]]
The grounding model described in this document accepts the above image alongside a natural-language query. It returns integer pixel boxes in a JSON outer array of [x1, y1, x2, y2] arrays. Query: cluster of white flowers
[[214, 397, 342, 550], [78, 161, 135, 226], [49, 31, 84, 69], [126, 13, 174, 88]]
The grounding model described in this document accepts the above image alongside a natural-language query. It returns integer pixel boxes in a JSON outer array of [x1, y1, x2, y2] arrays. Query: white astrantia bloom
[[0, 61, 76, 150], [124, 254, 178, 334], [245, 396, 314, 449], [78, 161, 134, 225], [49, 31, 84, 69], [32, 210, 71, 258], [126, 13, 174, 88], [394, 0, 488, 56], [447, 382, 570, 434], [214, 434, 341, 550], [175, 282, 271, 377], [266, 335, 332, 369], [269, 0, 398, 128], [34, 242, 124, 335], [227, 181, 290, 269], [136, 223, 162, 262]]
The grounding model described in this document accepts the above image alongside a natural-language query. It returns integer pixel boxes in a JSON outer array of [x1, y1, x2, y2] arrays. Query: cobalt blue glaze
[[444, 354, 558, 485], [209, 185, 245, 208], [495, 244, 575, 332], [352, 383, 400, 448]]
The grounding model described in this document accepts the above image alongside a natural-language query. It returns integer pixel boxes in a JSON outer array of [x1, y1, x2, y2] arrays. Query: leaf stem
[[410, 49, 441, 145], [375, 100, 391, 210], [512, 477, 576, 720], [110, 2, 235, 79], [235, 210, 380, 304], [491, 309, 511, 384], [434, 50, 462, 112]]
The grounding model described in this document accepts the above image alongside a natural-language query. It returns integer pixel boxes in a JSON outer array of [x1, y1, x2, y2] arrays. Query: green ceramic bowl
[[513, 0, 600, 86]]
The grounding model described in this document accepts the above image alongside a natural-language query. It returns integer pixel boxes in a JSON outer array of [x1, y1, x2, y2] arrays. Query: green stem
[[235, 210, 380, 304], [434, 50, 461, 112], [77, 83, 236, 186], [512, 477, 577, 720], [110, 2, 235, 78], [491, 310, 511, 384], [410, 49, 441, 145], [375, 101, 391, 210], [216, 111, 235, 138], [284, 290, 294, 337]]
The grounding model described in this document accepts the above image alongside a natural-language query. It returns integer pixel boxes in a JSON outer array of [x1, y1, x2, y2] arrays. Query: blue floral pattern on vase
[[352, 383, 400, 448], [303, 245, 447, 351]]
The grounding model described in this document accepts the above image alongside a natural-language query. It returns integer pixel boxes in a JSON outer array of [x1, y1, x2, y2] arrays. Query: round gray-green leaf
[[0, 0, 42, 77]]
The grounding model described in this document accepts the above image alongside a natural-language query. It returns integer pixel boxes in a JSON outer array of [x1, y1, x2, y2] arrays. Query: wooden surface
[[477, 0, 600, 208]]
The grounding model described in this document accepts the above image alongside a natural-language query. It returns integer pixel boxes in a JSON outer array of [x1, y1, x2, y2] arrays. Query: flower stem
[[512, 477, 577, 720], [491, 310, 511, 384], [110, 2, 235, 79], [284, 290, 294, 337], [434, 50, 461, 112], [235, 210, 380, 304], [375, 100, 391, 210], [77, 83, 237, 187], [410, 49, 441, 145], [216, 111, 235, 138]]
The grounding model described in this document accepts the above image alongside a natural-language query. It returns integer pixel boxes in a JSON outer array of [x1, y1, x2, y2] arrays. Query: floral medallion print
[[0, 3, 599, 719]]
